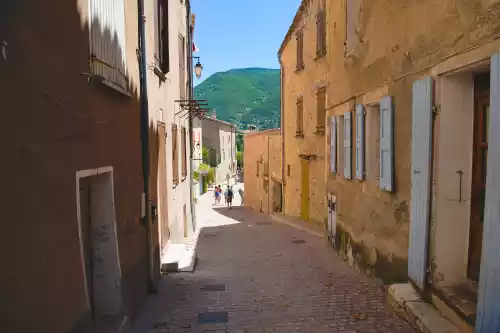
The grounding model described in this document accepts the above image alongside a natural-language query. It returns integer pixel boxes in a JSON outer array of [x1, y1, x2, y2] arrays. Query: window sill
[[295, 133, 304, 138], [314, 51, 326, 61], [154, 66, 167, 82], [181, 175, 187, 182], [295, 65, 305, 73], [314, 126, 325, 136], [96, 77, 132, 98]]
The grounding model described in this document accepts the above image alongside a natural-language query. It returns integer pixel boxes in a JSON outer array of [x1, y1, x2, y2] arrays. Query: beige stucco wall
[[144, 0, 193, 246], [280, 0, 328, 227], [244, 130, 282, 214], [320, 0, 500, 283]]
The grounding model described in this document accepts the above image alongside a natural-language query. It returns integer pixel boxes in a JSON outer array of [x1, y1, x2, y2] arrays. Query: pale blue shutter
[[379, 96, 394, 191], [475, 53, 500, 333], [355, 104, 365, 180], [344, 112, 352, 179], [331, 116, 337, 173], [408, 77, 433, 291]]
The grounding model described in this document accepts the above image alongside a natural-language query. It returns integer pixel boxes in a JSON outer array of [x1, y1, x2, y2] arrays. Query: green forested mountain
[[194, 68, 280, 130]]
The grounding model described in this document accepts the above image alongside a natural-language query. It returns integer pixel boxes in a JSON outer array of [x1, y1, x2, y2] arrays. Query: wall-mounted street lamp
[[190, 56, 203, 79]]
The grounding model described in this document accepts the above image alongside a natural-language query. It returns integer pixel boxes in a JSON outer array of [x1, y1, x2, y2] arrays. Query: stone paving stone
[[130, 185, 417, 333]]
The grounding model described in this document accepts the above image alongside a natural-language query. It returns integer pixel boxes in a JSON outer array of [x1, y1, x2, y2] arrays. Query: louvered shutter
[[331, 116, 337, 173], [379, 96, 394, 191], [355, 104, 365, 180], [89, 0, 127, 89], [344, 112, 352, 179]]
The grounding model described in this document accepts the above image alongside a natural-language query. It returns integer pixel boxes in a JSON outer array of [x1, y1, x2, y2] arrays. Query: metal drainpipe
[[279, 58, 285, 214], [268, 135, 271, 214], [137, 0, 155, 292], [186, 0, 196, 231]]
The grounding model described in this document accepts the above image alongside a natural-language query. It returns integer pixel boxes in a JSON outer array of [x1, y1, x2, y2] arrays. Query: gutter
[[137, 0, 156, 291]]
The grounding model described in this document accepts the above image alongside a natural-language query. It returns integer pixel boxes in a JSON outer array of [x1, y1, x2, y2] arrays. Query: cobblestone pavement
[[130, 184, 416, 333]]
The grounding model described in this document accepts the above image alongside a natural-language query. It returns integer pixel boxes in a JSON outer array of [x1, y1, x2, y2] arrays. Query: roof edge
[[244, 128, 281, 137], [278, 0, 310, 57]]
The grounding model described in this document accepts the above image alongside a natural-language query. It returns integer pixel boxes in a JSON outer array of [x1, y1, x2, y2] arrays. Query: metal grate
[[197, 312, 229, 324]]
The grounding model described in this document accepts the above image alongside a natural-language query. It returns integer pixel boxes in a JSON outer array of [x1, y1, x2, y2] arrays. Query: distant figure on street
[[227, 186, 234, 209], [213, 185, 220, 205]]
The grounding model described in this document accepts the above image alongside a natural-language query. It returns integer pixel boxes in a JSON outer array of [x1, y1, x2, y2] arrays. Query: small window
[[287, 164, 291, 177], [154, 0, 170, 74], [296, 96, 304, 136], [181, 126, 187, 178], [296, 30, 304, 71], [316, 87, 326, 134], [178, 35, 186, 98], [316, 9, 326, 58]]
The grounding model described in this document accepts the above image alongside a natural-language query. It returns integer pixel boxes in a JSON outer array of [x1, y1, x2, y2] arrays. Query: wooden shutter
[[408, 77, 433, 291], [331, 116, 337, 173], [160, 0, 170, 73], [316, 10, 326, 57], [172, 124, 179, 184], [355, 104, 365, 180], [475, 52, 500, 331], [89, 0, 127, 89], [181, 127, 187, 177], [153, 0, 160, 66], [344, 111, 352, 179], [179, 35, 186, 99], [296, 31, 304, 70], [317, 88, 326, 131], [296, 97, 303, 135], [379, 96, 394, 191]]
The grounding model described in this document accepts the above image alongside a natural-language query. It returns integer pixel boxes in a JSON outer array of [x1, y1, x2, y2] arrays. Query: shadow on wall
[[0, 1, 157, 333]]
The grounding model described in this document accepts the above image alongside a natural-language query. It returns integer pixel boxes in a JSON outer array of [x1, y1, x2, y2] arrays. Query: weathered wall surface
[[244, 130, 281, 214], [0, 0, 149, 332], [280, 0, 328, 227], [324, 0, 500, 283]]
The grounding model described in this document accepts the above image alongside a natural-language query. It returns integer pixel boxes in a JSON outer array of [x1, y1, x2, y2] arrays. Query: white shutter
[[355, 104, 365, 180], [331, 116, 337, 173], [89, 0, 127, 89], [344, 111, 352, 179], [380, 96, 394, 191]]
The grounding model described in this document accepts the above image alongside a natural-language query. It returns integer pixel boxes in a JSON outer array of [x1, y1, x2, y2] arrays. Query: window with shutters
[[172, 124, 179, 185], [355, 104, 365, 180], [296, 30, 304, 71], [343, 111, 352, 180], [379, 96, 394, 191], [316, 87, 326, 135], [316, 9, 327, 58], [287, 164, 291, 177], [296, 96, 304, 136], [345, 0, 361, 56], [89, 0, 128, 93], [366, 104, 381, 183], [154, 0, 170, 77], [330, 116, 338, 173], [179, 35, 186, 99], [181, 126, 187, 179], [338, 115, 345, 178]]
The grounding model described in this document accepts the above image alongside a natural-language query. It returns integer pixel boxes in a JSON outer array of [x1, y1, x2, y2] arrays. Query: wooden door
[[301, 159, 309, 220], [157, 122, 169, 253], [468, 91, 489, 281], [408, 77, 434, 291]]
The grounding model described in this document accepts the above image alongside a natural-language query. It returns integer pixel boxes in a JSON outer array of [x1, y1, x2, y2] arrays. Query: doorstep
[[270, 213, 325, 239], [388, 283, 462, 333], [160, 231, 200, 273]]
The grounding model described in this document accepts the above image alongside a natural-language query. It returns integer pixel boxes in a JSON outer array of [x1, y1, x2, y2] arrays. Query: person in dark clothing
[[227, 186, 234, 209]]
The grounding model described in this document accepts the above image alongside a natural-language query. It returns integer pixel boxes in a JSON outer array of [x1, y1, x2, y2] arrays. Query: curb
[[388, 283, 461, 333], [270, 214, 325, 239]]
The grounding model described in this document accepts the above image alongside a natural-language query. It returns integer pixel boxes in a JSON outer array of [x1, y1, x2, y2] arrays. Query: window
[[296, 96, 304, 136], [355, 104, 365, 180], [296, 30, 304, 71], [343, 112, 352, 180], [181, 126, 187, 178], [330, 116, 337, 173], [256, 161, 260, 176], [178, 35, 186, 99], [316, 9, 327, 58], [345, 0, 361, 55], [316, 87, 326, 134], [154, 0, 170, 74], [172, 124, 179, 185], [223, 149, 225, 161], [366, 104, 381, 183], [287, 164, 291, 177], [89, 0, 128, 91], [338, 115, 345, 178]]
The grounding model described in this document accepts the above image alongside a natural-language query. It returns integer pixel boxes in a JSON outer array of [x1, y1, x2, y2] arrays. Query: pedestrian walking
[[227, 186, 234, 209]]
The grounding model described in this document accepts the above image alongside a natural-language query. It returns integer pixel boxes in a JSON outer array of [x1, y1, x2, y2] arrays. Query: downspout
[[268, 135, 271, 214], [279, 57, 285, 215], [186, 0, 196, 231], [137, 0, 155, 291]]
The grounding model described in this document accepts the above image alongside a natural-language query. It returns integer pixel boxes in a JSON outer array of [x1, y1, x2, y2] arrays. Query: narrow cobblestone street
[[130, 185, 417, 333]]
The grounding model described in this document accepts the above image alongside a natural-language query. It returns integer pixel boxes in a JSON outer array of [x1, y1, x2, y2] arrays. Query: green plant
[[202, 146, 210, 164], [236, 151, 243, 169]]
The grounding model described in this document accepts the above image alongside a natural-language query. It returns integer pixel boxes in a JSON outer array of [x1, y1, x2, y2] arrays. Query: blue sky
[[191, 0, 302, 84]]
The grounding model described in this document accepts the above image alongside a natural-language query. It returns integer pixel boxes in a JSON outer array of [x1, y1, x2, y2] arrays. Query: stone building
[[324, 0, 500, 331], [278, 0, 328, 228], [201, 117, 237, 184], [244, 129, 282, 214]]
